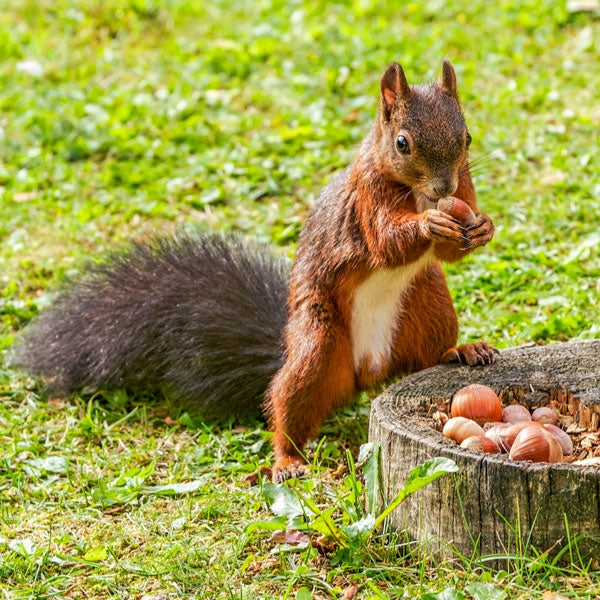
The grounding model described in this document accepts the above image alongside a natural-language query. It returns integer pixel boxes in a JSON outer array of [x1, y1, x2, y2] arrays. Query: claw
[[272, 457, 308, 482], [441, 341, 499, 367]]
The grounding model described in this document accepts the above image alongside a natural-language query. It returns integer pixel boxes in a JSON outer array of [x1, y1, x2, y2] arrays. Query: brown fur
[[266, 61, 496, 480]]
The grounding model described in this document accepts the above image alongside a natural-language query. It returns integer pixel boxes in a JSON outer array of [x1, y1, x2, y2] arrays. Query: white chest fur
[[350, 251, 434, 371]]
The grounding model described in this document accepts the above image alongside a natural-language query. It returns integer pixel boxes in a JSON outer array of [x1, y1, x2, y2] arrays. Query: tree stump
[[369, 340, 600, 565]]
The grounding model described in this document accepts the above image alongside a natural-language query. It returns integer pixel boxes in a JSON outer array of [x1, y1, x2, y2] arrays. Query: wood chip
[[572, 457, 600, 466]]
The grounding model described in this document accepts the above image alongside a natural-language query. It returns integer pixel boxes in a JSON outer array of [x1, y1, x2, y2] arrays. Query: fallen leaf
[[312, 534, 335, 555], [269, 530, 310, 545], [245, 466, 272, 486], [542, 592, 569, 600], [103, 505, 126, 515]]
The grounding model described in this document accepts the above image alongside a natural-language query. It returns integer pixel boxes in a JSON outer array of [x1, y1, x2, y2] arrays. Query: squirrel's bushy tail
[[11, 231, 290, 418]]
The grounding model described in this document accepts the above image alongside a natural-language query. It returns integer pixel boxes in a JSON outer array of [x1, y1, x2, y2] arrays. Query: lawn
[[1, 0, 599, 598]]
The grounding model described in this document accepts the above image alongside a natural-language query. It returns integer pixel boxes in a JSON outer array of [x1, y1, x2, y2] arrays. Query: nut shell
[[498, 420, 544, 452], [531, 406, 557, 425], [508, 424, 563, 463], [484, 423, 514, 452], [443, 417, 485, 444], [451, 384, 502, 426], [437, 196, 476, 225], [543, 424, 573, 456], [460, 435, 501, 454], [502, 404, 532, 425], [483, 421, 504, 431]]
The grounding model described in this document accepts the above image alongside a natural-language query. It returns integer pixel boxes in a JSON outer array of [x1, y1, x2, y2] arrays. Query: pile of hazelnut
[[441, 384, 572, 463]]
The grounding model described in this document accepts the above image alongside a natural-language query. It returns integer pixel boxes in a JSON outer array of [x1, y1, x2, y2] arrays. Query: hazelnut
[[443, 417, 485, 444], [437, 196, 476, 225], [508, 424, 563, 463], [451, 384, 502, 426]]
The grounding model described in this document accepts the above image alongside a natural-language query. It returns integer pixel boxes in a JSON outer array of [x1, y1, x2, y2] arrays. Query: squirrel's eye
[[396, 135, 410, 154], [466, 131, 472, 149]]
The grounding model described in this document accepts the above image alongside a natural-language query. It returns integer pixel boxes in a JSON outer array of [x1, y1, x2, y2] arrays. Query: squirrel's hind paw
[[441, 341, 499, 367], [272, 456, 308, 482]]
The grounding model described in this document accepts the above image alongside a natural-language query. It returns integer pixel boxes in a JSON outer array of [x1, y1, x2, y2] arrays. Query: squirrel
[[11, 60, 496, 481]]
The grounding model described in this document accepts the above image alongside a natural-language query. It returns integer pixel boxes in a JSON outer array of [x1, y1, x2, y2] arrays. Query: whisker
[[464, 164, 491, 176], [461, 160, 492, 176], [463, 147, 505, 173], [472, 146, 504, 160]]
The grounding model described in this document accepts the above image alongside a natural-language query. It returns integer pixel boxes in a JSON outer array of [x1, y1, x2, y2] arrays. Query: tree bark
[[369, 340, 600, 565]]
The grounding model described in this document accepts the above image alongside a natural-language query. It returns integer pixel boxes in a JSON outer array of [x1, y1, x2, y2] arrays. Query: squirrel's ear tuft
[[380, 62, 410, 120], [441, 59, 457, 95]]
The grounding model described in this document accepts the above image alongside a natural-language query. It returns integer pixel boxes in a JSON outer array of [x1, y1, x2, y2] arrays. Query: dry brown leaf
[[270, 530, 310, 546], [542, 592, 569, 600], [244, 466, 272, 486]]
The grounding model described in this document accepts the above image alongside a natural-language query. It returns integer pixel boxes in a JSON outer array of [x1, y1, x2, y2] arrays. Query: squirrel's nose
[[431, 179, 458, 198]]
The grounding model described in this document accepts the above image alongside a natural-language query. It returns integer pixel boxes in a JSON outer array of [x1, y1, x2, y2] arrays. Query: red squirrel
[[266, 60, 495, 479], [12, 60, 495, 481]]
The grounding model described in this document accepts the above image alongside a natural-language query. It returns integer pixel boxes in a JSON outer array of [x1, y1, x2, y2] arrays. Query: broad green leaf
[[309, 506, 339, 538], [465, 582, 505, 600], [374, 458, 458, 529], [341, 514, 376, 539], [244, 519, 287, 535], [262, 482, 311, 520], [7, 538, 36, 557], [295, 587, 312, 600], [143, 480, 203, 495], [357, 442, 381, 515], [22, 455, 67, 476]]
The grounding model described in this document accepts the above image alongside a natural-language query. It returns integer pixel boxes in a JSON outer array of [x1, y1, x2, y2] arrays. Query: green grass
[[1, 0, 600, 598]]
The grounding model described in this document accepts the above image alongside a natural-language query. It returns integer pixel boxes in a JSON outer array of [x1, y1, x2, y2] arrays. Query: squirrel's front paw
[[422, 209, 466, 245], [441, 341, 499, 366], [461, 213, 495, 250]]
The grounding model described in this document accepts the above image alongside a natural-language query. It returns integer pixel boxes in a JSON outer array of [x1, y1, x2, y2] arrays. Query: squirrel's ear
[[441, 59, 457, 95], [380, 63, 410, 120]]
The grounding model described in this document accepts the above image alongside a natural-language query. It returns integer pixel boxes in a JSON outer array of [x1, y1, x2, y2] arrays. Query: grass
[[1, 0, 600, 598]]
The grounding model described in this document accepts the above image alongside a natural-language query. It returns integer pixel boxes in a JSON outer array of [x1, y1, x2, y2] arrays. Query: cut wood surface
[[369, 340, 600, 564]]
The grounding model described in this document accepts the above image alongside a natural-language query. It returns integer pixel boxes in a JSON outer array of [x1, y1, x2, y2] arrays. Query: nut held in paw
[[438, 196, 476, 225]]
